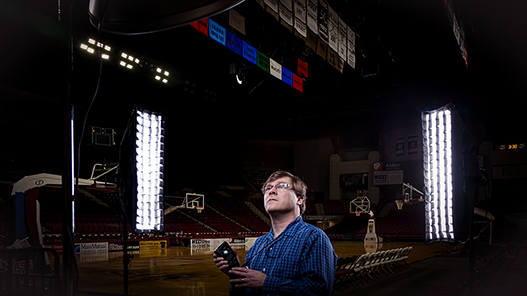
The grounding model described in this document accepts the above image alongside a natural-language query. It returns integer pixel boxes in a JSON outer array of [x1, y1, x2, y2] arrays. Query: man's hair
[[262, 170, 307, 215]]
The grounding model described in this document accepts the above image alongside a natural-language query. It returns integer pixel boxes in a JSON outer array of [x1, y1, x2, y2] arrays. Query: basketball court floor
[[75, 241, 455, 296]]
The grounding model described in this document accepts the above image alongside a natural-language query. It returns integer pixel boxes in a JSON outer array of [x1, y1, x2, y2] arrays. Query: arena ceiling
[[1, 0, 526, 181]]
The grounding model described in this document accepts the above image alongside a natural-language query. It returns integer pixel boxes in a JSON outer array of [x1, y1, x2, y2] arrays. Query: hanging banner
[[226, 31, 242, 55], [209, 19, 226, 46], [338, 56, 344, 73], [229, 9, 246, 35], [327, 48, 338, 68], [257, 51, 270, 72], [306, 0, 318, 34], [317, 0, 328, 44], [306, 29, 318, 51], [294, 0, 307, 37], [407, 135, 419, 155], [327, 5, 338, 52], [279, 0, 293, 27], [264, 0, 278, 13], [242, 41, 257, 65], [282, 67, 293, 86], [270, 58, 282, 80], [298, 58, 308, 77], [190, 18, 209, 36], [347, 26, 356, 69], [396, 137, 405, 156], [293, 73, 303, 92], [338, 17, 347, 60], [316, 38, 328, 60]]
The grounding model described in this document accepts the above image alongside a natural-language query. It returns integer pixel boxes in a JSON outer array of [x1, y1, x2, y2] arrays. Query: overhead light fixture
[[119, 106, 165, 234], [236, 72, 245, 84], [422, 103, 478, 244]]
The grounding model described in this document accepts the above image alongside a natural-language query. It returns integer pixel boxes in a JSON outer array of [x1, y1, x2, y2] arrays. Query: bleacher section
[[2, 172, 429, 247]]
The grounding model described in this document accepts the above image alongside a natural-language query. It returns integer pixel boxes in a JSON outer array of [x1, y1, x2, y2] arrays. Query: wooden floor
[[76, 241, 457, 296]]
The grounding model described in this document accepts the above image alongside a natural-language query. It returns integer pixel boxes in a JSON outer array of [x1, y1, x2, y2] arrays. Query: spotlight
[[236, 72, 245, 84], [119, 106, 165, 234]]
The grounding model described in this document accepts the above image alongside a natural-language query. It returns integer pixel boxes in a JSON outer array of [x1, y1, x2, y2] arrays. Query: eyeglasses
[[261, 182, 293, 195]]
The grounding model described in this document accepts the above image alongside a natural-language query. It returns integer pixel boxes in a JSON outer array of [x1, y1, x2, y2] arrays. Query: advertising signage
[[339, 173, 368, 189]]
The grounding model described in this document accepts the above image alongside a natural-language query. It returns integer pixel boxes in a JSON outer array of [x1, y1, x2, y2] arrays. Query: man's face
[[263, 177, 301, 216]]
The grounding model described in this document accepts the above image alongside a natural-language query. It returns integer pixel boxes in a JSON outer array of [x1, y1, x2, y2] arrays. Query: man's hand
[[228, 267, 267, 290], [213, 246, 240, 277]]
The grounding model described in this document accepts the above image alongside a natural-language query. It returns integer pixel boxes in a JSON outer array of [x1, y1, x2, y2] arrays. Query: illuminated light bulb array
[[79, 39, 171, 84], [120, 52, 140, 70], [81, 38, 111, 56], [154, 67, 169, 84]]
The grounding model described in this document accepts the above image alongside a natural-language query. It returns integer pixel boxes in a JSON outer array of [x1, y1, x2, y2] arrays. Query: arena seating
[[355, 202, 425, 241]]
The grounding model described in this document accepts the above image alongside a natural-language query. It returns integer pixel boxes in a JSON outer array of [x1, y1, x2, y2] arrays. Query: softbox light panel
[[421, 103, 478, 244], [119, 106, 165, 234]]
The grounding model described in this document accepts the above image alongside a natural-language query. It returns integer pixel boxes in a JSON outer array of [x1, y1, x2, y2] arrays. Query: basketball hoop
[[196, 207, 202, 214], [355, 211, 361, 217], [395, 200, 404, 210]]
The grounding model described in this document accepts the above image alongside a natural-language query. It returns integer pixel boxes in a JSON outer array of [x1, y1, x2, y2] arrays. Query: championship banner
[[407, 135, 419, 155], [242, 41, 258, 65], [338, 56, 345, 73], [316, 37, 328, 60], [347, 26, 356, 69], [270, 58, 282, 80], [396, 137, 405, 156], [279, 0, 293, 27], [294, 0, 307, 38], [209, 19, 226, 46], [226, 31, 242, 55], [317, 0, 328, 44], [257, 51, 270, 72], [190, 18, 209, 36], [293, 73, 303, 92], [306, 0, 318, 34], [298, 58, 308, 77], [282, 67, 293, 86], [305, 28, 318, 51], [264, 0, 278, 13], [327, 5, 338, 52], [338, 17, 347, 60], [327, 48, 338, 68], [229, 9, 246, 35], [264, 0, 279, 20]]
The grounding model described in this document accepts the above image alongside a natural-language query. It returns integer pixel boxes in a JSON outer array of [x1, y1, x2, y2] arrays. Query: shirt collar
[[267, 216, 303, 241]]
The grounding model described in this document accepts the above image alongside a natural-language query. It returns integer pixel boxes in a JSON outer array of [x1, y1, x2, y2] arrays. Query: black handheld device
[[214, 241, 240, 269]]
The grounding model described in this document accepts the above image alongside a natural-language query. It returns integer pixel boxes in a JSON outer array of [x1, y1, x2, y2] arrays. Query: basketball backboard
[[185, 193, 205, 212]]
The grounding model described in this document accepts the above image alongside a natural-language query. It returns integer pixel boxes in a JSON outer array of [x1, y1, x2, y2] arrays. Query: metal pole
[[61, 0, 74, 295], [123, 215, 129, 296]]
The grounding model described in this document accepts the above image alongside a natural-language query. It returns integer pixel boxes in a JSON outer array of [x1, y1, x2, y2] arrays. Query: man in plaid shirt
[[214, 170, 338, 295]]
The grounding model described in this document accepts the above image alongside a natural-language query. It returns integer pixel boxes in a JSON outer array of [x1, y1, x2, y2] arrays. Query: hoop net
[[355, 211, 361, 217], [195, 207, 202, 214], [395, 200, 404, 210]]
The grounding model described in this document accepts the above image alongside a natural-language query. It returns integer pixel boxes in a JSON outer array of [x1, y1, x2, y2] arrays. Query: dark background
[[1, 0, 526, 191]]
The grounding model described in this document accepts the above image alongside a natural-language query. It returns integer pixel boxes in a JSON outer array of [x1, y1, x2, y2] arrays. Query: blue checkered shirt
[[230, 216, 337, 295]]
